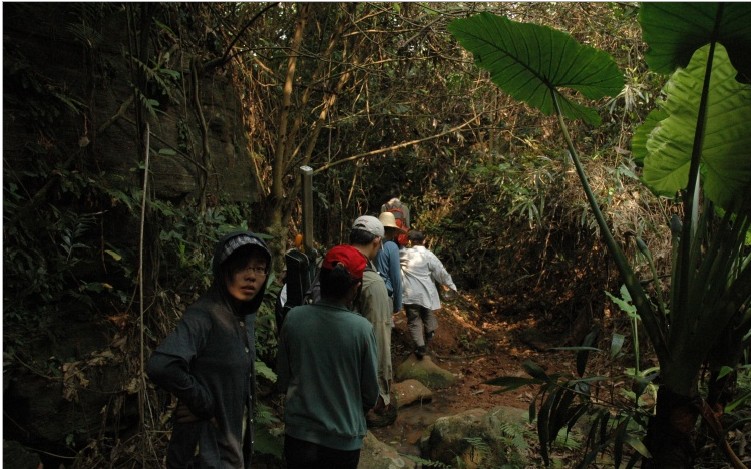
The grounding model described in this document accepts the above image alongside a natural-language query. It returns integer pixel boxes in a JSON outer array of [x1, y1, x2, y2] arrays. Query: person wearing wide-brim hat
[[376, 211, 405, 319]]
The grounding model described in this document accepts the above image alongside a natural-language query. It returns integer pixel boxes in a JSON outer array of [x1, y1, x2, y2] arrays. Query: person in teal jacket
[[277, 244, 379, 469]]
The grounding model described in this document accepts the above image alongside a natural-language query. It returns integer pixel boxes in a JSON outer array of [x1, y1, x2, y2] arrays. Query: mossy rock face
[[420, 409, 495, 469], [420, 407, 530, 469], [357, 432, 416, 469], [394, 355, 456, 389]]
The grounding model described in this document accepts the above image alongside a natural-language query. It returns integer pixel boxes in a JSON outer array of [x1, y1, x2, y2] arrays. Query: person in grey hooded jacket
[[147, 230, 272, 469]]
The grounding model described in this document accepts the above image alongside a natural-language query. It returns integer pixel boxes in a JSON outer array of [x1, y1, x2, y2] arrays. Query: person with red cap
[[277, 244, 379, 469]]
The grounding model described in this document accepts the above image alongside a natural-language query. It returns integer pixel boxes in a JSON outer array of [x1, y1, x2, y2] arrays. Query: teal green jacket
[[277, 301, 379, 450]]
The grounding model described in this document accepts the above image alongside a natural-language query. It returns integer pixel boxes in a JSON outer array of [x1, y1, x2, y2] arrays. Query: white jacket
[[400, 245, 456, 310]]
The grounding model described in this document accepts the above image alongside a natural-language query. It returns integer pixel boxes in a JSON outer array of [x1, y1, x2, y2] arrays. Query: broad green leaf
[[566, 404, 589, 436], [631, 375, 654, 400], [528, 399, 537, 423], [448, 12, 623, 126], [613, 418, 630, 468], [550, 346, 601, 352], [577, 328, 600, 377], [550, 389, 576, 447], [610, 333, 626, 359], [724, 389, 751, 413], [537, 387, 561, 464], [624, 433, 653, 458], [570, 376, 609, 384], [640, 3, 751, 81], [640, 43, 751, 211], [716, 365, 734, 380]]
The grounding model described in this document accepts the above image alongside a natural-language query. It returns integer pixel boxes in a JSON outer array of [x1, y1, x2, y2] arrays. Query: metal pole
[[300, 165, 314, 254]]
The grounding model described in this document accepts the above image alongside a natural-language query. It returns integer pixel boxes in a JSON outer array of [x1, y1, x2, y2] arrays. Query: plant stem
[[551, 92, 668, 364], [139, 122, 150, 460]]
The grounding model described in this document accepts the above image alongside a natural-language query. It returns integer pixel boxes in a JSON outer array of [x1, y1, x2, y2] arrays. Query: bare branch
[[313, 116, 479, 175]]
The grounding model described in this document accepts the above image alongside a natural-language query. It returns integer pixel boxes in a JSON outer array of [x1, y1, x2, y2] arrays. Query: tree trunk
[[266, 3, 310, 268], [643, 387, 700, 468]]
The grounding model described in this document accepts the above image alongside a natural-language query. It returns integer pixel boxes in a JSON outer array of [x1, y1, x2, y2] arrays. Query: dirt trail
[[373, 298, 568, 456]]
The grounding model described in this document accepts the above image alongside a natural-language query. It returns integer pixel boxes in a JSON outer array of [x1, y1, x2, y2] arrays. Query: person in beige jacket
[[349, 215, 396, 427]]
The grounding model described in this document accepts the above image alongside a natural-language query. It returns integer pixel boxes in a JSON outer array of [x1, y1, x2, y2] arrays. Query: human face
[[227, 258, 268, 302]]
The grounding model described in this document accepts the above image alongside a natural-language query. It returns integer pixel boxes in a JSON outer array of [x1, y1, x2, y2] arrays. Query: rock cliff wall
[[3, 4, 262, 465], [3, 3, 258, 204]]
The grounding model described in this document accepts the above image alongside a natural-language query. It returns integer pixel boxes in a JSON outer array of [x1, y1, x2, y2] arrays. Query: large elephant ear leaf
[[640, 3, 751, 82], [639, 43, 751, 211], [448, 12, 623, 126], [631, 107, 668, 167]]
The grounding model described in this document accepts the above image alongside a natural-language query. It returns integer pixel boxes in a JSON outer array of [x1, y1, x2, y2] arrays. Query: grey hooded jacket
[[147, 231, 271, 468]]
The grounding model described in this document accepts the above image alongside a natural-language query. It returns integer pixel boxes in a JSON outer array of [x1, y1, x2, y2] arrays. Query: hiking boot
[[425, 331, 435, 343], [415, 345, 426, 359]]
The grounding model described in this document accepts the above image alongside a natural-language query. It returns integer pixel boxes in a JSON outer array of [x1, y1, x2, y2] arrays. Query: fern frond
[[132, 85, 160, 119], [65, 23, 103, 49], [403, 454, 453, 468]]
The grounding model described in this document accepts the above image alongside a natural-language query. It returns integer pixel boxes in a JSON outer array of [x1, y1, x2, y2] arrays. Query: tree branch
[[312, 117, 478, 175], [203, 2, 280, 73]]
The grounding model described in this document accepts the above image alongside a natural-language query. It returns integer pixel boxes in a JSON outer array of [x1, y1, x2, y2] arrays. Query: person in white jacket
[[400, 230, 457, 359]]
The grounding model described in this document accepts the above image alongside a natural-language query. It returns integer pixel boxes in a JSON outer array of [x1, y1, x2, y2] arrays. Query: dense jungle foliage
[[3, 2, 749, 468], [451, 4, 751, 468]]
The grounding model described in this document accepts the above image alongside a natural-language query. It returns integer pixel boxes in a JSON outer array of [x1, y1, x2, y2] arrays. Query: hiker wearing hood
[[147, 231, 272, 469]]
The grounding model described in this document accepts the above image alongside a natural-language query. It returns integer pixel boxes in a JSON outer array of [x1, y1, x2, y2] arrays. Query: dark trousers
[[405, 303, 437, 347], [284, 435, 360, 469]]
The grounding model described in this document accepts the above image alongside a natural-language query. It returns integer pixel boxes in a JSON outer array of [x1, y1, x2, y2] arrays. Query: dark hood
[[211, 230, 272, 316]]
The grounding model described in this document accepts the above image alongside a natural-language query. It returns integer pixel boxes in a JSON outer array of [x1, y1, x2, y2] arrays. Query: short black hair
[[408, 230, 425, 242], [349, 228, 377, 246], [319, 265, 359, 299]]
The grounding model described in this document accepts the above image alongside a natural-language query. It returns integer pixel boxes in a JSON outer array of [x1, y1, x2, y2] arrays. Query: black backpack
[[275, 248, 319, 332]]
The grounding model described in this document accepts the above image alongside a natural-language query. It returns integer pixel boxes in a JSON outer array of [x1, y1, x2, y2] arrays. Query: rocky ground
[[370, 293, 573, 465]]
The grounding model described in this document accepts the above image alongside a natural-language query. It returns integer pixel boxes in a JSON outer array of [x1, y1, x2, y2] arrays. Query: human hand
[[175, 402, 200, 423], [175, 402, 218, 428], [440, 287, 456, 301], [371, 395, 385, 413]]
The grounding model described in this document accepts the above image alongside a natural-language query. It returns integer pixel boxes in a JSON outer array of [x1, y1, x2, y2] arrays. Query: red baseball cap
[[322, 245, 366, 280]]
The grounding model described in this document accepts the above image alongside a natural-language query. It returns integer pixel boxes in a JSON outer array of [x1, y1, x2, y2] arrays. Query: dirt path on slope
[[372, 295, 575, 457]]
